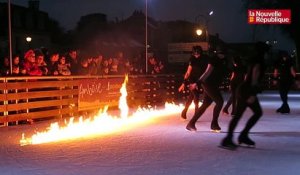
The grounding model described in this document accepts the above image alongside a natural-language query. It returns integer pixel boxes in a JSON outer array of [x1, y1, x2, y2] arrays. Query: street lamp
[[195, 11, 214, 42], [26, 36, 32, 49], [196, 29, 203, 36], [26, 37, 32, 42]]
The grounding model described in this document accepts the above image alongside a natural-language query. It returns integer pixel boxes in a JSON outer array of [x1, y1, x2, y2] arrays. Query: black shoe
[[211, 122, 221, 132], [181, 109, 187, 120], [220, 137, 238, 150], [238, 134, 255, 147], [186, 123, 197, 132]]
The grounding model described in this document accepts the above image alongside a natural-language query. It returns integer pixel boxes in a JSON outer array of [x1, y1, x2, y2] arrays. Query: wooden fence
[[0, 73, 298, 126], [0, 75, 184, 126]]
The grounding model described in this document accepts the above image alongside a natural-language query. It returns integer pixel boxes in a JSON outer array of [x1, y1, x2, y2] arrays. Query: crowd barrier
[[0, 73, 298, 126], [0, 75, 186, 126]]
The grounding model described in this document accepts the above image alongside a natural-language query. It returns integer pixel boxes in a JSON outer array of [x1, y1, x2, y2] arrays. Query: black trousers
[[279, 79, 293, 108], [189, 83, 223, 125], [223, 80, 240, 115], [183, 88, 200, 112], [226, 94, 262, 139]]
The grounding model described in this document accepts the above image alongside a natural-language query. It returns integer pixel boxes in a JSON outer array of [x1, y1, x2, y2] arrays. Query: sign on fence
[[78, 78, 123, 111]]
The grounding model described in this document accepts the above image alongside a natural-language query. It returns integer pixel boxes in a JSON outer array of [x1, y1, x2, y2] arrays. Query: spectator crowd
[[0, 48, 165, 76]]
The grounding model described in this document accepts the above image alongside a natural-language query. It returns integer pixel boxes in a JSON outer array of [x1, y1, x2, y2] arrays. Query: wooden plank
[[6, 107, 77, 122], [6, 89, 78, 100], [6, 80, 80, 90], [0, 94, 6, 101], [0, 83, 6, 90], [6, 98, 78, 111], [0, 116, 7, 123], [0, 105, 6, 113]]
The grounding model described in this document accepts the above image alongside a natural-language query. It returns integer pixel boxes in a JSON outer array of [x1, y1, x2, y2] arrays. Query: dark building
[[0, 0, 51, 57]]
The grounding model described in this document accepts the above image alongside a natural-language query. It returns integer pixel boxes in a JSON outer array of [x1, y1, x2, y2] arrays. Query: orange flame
[[119, 75, 129, 119], [20, 76, 195, 146]]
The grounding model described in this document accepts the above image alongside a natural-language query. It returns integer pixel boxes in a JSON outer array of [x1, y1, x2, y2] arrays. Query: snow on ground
[[0, 91, 299, 175]]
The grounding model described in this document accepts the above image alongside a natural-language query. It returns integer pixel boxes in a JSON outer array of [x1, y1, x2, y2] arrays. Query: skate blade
[[238, 143, 256, 148], [218, 145, 237, 151], [185, 127, 197, 132], [210, 129, 221, 133]]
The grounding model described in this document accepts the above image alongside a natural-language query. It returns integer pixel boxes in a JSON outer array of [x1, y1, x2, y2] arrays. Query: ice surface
[[0, 91, 299, 175]]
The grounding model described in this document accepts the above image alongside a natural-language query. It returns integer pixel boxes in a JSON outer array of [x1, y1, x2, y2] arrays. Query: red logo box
[[248, 9, 291, 24]]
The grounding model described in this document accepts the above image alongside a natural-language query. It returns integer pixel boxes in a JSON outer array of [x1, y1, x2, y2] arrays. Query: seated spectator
[[57, 55, 71, 76], [12, 54, 21, 76], [36, 51, 48, 75], [78, 58, 91, 75], [109, 58, 119, 75], [21, 50, 43, 76], [155, 60, 165, 74], [1, 56, 10, 76], [102, 59, 110, 75], [67, 49, 79, 75], [90, 54, 103, 75], [148, 56, 164, 74], [47, 53, 59, 76], [125, 59, 133, 74]]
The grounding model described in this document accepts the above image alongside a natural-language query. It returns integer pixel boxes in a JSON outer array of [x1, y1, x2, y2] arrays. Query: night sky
[[2, 0, 295, 51]]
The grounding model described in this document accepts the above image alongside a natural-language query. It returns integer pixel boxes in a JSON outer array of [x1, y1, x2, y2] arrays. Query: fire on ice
[[20, 76, 191, 146]]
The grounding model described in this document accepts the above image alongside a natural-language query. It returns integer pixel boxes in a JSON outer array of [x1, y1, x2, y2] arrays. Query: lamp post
[[8, 0, 12, 74], [145, 0, 148, 74], [195, 11, 214, 43]]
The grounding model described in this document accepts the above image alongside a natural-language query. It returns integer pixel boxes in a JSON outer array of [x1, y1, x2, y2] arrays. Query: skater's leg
[[186, 93, 212, 131], [239, 97, 262, 146]]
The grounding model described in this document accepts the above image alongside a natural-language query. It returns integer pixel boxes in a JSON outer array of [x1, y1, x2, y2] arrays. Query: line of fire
[[16, 75, 194, 145]]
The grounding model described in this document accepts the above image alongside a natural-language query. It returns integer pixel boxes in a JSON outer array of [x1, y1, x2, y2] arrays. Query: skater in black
[[186, 49, 227, 132], [222, 56, 246, 116], [178, 46, 208, 119], [220, 42, 270, 149], [273, 52, 296, 114]]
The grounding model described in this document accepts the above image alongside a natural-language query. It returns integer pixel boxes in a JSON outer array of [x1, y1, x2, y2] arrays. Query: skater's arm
[[184, 65, 192, 80], [198, 64, 213, 83], [179, 65, 192, 92]]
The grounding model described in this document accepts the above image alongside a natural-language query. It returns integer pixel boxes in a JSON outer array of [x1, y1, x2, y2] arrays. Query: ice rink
[[0, 91, 299, 175]]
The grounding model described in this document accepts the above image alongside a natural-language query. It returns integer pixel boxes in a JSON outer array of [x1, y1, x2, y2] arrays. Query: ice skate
[[210, 122, 221, 133], [276, 107, 283, 113], [280, 109, 290, 114], [279, 106, 290, 114], [219, 137, 238, 150], [277, 104, 290, 114], [186, 122, 197, 132], [238, 134, 256, 147]]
